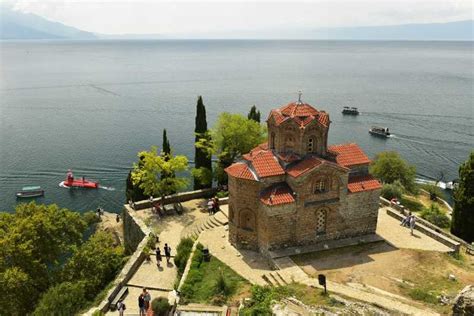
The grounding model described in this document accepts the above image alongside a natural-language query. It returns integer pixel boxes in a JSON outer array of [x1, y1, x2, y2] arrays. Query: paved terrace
[[107, 199, 454, 315]]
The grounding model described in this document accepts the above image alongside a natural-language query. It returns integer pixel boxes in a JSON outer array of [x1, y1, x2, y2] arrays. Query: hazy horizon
[[2, 0, 472, 37]]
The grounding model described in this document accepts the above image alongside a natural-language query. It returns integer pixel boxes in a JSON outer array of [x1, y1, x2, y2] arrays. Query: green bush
[[400, 197, 424, 212], [174, 238, 195, 275], [381, 181, 404, 200], [214, 270, 233, 296], [216, 191, 229, 198], [151, 297, 171, 316], [146, 235, 157, 250], [33, 281, 88, 316], [421, 204, 451, 228], [420, 184, 446, 200], [83, 211, 100, 226], [408, 288, 438, 304]]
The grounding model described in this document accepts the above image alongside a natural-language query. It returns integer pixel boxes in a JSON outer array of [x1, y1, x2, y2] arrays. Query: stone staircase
[[180, 210, 228, 240], [261, 257, 309, 286]]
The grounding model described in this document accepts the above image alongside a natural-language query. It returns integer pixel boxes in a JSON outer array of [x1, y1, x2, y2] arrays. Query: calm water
[[0, 40, 473, 213]]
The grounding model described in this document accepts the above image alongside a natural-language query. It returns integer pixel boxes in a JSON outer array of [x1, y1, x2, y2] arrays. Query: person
[[409, 215, 416, 235], [207, 199, 213, 215], [117, 300, 126, 316], [116, 214, 120, 223], [164, 243, 171, 264], [138, 293, 145, 316], [400, 211, 411, 227], [142, 288, 151, 311], [213, 197, 220, 214], [156, 247, 162, 268], [96, 207, 102, 218]]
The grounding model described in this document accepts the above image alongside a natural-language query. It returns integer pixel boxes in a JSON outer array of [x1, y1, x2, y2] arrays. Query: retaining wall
[[130, 188, 217, 211]]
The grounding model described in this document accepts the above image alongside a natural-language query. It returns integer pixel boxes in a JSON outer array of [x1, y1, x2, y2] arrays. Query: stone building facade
[[225, 97, 382, 255]]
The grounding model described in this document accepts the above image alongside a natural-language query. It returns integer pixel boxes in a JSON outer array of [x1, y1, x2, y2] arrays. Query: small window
[[316, 208, 327, 235], [308, 138, 314, 152], [314, 178, 328, 194], [270, 132, 276, 149]]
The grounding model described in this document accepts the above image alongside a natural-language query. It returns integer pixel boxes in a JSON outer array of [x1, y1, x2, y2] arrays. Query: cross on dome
[[297, 90, 303, 105]]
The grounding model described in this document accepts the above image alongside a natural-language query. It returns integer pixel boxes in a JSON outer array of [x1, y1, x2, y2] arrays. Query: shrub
[[83, 211, 100, 226], [408, 288, 438, 304], [420, 184, 446, 200], [174, 238, 195, 275], [33, 281, 88, 316], [216, 191, 229, 198], [146, 235, 157, 250], [214, 270, 233, 296], [421, 204, 451, 228], [399, 197, 424, 212], [151, 297, 171, 316], [381, 181, 404, 200]]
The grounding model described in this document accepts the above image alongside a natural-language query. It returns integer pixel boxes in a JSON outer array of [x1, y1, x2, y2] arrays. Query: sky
[[4, 0, 473, 35]]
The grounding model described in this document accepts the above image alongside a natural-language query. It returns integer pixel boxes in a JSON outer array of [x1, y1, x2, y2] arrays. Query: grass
[[179, 243, 251, 305], [400, 196, 424, 212], [240, 283, 342, 315]]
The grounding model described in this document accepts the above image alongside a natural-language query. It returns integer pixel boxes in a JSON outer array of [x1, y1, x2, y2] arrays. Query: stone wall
[[131, 188, 217, 211], [123, 205, 149, 254]]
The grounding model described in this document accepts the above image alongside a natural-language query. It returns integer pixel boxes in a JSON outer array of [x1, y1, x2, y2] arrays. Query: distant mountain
[[0, 6, 96, 39], [310, 20, 474, 41]]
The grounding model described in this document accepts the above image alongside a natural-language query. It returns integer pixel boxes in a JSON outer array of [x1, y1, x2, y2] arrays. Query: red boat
[[63, 170, 99, 188]]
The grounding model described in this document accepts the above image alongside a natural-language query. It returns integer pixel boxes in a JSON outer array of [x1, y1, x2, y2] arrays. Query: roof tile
[[260, 182, 295, 206], [287, 156, 323, 178], [225, 163, 256, 181], [347, 175, 382, 193], [328, 143, 371, 167], [248, 150, 285, 178]]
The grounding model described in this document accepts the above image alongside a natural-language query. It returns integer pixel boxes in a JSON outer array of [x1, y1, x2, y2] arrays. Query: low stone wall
[[85, 206, 151, 315], [131, 188, 217, 211], [380, 196, 473, 254], [385, 207, 460, 253]]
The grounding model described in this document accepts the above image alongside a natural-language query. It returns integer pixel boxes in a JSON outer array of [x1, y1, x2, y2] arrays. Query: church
[[225, 96, 382, 256]]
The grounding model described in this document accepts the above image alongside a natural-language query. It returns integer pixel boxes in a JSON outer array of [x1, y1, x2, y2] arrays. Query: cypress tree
[[194, 96, 212, 189], [162, 129, 171, 158], [248, 105, 261, 123], [451, 152, 474, 242]]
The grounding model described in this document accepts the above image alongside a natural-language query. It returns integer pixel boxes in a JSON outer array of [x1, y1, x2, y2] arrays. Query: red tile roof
[[248, 150, 285, 178], [267, 102, 330, 128], [287, 156, 323, 178], [328, 143, 371, 167], [225, 162, 256, 181], [347, 175, 382, 193], [260, 182, 295, 206]]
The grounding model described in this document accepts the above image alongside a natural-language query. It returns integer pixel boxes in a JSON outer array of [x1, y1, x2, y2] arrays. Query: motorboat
[[16, 186, 44, 198], [369, 126, 390, 138], [342, 106, 359, 115], [63, 170, 99, 188]]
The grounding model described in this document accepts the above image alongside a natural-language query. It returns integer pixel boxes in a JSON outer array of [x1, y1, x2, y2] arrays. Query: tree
[[380, 181, 404, 200], [62, 231, 124, 297], [33, 281, 88, 316], [131, 146, 188, 198], [248, 105, 261, 123], [197, 113, 265, 185], [151, 297, 171, 316], [369, 151, 416, 193], [126, 154, 147, 202], [0, 203, 87, 315], [451, 152, 474, 242], [194, 96, 212, 189], [162, 129, 171, 157]]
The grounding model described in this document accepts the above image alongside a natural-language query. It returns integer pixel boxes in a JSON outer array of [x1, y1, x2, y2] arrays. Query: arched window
[[240, 209, 256, 231], [307, 138, 314, 152], [315, 208, 327, 235], [314, 177, 329, 194], [285, 135, 295, 152], [270, 132, 276, 149]]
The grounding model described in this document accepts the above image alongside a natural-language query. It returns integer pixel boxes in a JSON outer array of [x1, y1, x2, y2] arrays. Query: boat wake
[[99, 185, 115, 191], [59, 181, 69, 188]]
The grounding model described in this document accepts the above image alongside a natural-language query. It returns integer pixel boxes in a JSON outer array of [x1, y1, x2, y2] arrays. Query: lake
[[0, 40, 472, 213]]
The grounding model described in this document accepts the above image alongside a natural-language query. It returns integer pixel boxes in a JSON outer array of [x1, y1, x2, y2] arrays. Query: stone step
[[214, 211, 229, 225], [261, 274, 277, 287], [208, 216, 221, 227], [275, 271, 289, 285], [269, 272, 283, 286]]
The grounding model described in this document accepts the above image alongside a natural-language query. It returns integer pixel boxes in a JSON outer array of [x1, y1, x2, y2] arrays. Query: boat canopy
[[21, 186, 42, 191]]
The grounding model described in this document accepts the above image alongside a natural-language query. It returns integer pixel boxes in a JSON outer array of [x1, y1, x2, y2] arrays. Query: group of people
[[400, 211, 417, 235], [155, 243, 172, 268], [207, 197, 220, 215]]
